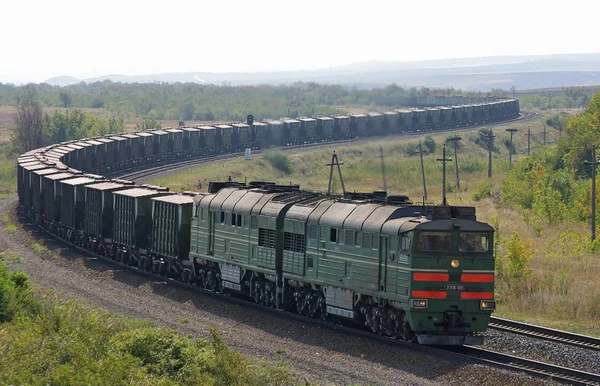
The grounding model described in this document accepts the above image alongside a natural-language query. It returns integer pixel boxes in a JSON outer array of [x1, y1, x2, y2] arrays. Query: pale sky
[[1, 0, 598, 84]]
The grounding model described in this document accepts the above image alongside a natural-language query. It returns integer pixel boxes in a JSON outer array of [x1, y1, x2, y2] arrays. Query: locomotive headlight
[[451, 259, 460, 268], [480, 300, 496, 310], [412, 299, 428, 309]]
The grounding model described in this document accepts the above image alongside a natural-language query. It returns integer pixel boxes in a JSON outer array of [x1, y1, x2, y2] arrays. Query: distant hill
[[45, 53, 600, 91]]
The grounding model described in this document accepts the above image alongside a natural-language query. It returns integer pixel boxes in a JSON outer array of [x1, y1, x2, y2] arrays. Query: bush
[[422, 136, 436, 154], [0, 263, 41, 322], [472, 179, 493, 201], [263, 151, 294, 175]]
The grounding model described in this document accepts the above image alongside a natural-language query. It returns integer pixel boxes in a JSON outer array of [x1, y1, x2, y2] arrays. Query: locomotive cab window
[[458, 232, 489, 252], [417, 231, 451, 251]]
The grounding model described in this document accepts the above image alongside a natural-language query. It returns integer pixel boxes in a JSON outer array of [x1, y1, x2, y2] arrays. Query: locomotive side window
[[361, 232, 372, 249], [417, 232, 451, 251], [400, 235, 411, 251], [458, 232, 489, 252], [330, 228, 338, 243], [345, 230, 354, 245]]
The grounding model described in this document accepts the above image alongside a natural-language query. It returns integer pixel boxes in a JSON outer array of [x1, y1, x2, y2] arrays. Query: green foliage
[[422, 136, 436, 154], [0, 263, 41, 323], [472, 179, 493, 201], [556, 91, 600, 177], [497, 232, 534, 296], [136, 116, 161, 131], [0, 280, 299, 386], [503, 137, 515, 154], [473, 127, 496, 151], [263, 151, 294, 175]]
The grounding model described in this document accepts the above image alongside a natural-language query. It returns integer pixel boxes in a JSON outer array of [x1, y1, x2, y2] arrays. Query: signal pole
[[437, 144, 452, 205], [506, 128, 518, 168], [526, 127, 533, 155], [414, 142, 428, 200], [485, 128, 495, 178], [584, 145, 599, 241], [446, 136, 462, 190]]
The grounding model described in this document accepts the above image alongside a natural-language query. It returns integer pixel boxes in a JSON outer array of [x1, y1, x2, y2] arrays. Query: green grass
[[31, 243, 47, 253], [1, 212, 16, 233], [0, 155, 17, 199], [0, 262, 303, 385]]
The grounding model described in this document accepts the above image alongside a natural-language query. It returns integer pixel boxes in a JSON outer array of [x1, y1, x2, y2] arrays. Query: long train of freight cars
[[21, 97, 518, 176], [16, 99, 505, 345]]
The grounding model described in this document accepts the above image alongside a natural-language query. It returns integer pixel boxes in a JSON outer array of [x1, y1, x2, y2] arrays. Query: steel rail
[[489, 316, 600, 351], [446, 345, 600, 385]]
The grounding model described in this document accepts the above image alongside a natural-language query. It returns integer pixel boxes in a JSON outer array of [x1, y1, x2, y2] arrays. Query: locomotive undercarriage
[[359, 298, 415, 341]]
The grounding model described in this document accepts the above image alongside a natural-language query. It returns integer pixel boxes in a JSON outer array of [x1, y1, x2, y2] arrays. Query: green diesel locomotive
[[189, 182, 495, 345]]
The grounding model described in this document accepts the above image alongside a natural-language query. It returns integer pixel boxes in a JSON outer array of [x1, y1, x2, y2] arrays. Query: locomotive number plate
[[445, 285, 465, 291]]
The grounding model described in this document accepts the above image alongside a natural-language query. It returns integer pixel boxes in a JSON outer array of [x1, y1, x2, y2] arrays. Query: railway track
[[489, 316, 600, 351], [445, 345, 600, 385]]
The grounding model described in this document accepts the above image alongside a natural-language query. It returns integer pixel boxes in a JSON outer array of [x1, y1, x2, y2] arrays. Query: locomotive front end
[[407, 218, 495, 345]]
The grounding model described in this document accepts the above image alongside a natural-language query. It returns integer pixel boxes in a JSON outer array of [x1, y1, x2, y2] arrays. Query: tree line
[[10, 85, 123, 154]]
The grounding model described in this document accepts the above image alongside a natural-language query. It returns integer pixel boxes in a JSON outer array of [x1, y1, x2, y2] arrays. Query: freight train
[[16, 97, 507, 344]]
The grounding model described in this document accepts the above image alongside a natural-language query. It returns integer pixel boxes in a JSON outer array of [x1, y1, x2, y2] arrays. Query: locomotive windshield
[[416, 231, 451, 251], [458, 232, 489, 252]]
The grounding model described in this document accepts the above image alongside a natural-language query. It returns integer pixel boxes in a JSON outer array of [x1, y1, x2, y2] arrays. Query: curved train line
[[17, 97, 518, 347]]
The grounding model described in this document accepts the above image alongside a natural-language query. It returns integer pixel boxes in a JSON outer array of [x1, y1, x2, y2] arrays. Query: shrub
[[0, 263, 41, 322], [472, 179, 493, 201], [422, 136, 436, 154], [263, 151, 294, 175]]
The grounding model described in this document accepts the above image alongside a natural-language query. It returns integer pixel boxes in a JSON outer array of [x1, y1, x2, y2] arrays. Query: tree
[[59, 90, 72, 108], [136, 117, 161, 131], [11, 84, 44, 153], [423, 136, 436, 154]]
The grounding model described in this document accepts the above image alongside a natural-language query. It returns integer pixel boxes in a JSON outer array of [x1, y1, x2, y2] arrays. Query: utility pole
[[485, 128, 495, 178], [446, 136, 461, 189], [437, 144, 452, 205], [506, 128, 518, 168], [326, 151, 346, 196], [526, 127, 533, 155], [583, 145, 599, 241], [542, 124, 548, 145], [414, 142, 428, 200]]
